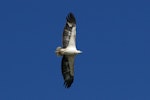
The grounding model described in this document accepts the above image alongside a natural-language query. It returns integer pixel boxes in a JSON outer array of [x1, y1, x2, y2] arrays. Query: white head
[[76, 50, 82, 54]]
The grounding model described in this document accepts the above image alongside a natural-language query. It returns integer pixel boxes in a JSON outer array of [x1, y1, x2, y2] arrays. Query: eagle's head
[[76, 50, 82, 54]]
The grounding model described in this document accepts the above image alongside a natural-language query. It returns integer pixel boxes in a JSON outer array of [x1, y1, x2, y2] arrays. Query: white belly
[[64, 48, 77, 55]]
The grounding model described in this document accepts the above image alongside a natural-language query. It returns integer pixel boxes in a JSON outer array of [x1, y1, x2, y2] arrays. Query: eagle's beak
[[79, 50, 82, 54]]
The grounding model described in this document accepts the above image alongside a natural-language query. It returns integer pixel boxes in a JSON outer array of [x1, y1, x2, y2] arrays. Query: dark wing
[[62, 13, 76, 48], [61, 55, 75, 88]]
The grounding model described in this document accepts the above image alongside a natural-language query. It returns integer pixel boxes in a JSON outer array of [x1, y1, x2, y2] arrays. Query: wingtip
[[66, 12, 76, 24], [64, 78, 74, 88], [68, 12, 74, 17]]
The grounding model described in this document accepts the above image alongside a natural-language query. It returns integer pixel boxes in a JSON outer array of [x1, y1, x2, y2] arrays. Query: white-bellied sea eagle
[[55, 13, 82, 88]]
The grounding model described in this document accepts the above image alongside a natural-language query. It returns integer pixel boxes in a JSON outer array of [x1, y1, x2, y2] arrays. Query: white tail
[[55, 46, 62, 56]]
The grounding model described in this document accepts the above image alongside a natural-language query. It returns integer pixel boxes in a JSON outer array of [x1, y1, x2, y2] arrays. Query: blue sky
[[0, 0, 150, 100]]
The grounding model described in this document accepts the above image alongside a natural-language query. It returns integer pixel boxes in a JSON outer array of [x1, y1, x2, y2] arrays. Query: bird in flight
[[55, 13, 82, 88]]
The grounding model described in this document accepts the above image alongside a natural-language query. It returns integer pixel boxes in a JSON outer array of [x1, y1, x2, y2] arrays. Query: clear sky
[[0, 0, 150, 100]]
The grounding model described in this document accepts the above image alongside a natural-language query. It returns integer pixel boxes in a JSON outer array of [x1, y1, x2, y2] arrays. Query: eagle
[[55, 13, 82, 88]]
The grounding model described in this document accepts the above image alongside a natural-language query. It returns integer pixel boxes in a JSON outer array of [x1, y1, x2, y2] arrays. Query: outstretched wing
[[61, 55, 75, 88], [62, 13, 76, 48]]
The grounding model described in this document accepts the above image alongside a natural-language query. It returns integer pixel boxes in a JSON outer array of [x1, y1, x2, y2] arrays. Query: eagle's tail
[[55, 46, 63, 56]]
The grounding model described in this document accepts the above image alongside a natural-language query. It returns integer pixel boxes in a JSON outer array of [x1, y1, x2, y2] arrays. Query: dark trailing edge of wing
[[61, 56, 74, 88]]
